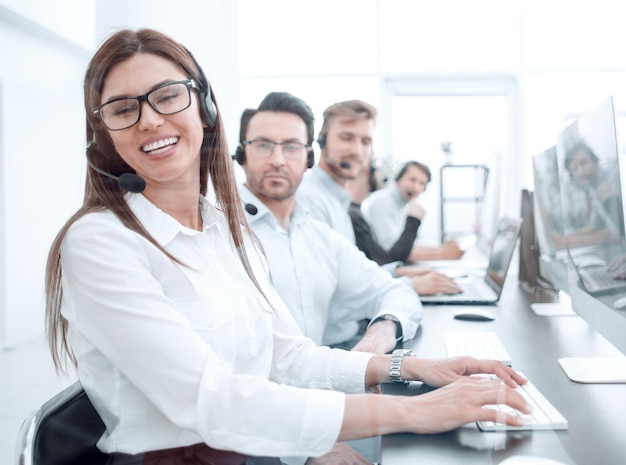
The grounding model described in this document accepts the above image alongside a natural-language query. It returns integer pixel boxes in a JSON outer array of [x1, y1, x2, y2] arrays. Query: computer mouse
[[613, 297, 626, 309], [499, 455, 567, 465], [453, 309, 496, 321]]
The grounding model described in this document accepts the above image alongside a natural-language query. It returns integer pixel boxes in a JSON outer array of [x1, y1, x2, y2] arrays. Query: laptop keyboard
[[459, 278, 497, 299], [578, 267, 626, 294]]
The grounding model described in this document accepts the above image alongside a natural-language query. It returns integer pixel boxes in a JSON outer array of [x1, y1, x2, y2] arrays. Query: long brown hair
[[46, 29, 259, 372]]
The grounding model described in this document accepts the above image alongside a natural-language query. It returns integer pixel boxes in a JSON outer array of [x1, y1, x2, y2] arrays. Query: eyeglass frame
[[92, 79, 201, 131], [242, 139, 312, 160]]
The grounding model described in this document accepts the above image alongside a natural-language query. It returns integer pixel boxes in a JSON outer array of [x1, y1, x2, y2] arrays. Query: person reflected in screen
[[558, 141, 625, 249], [44, 27, 530, 465]]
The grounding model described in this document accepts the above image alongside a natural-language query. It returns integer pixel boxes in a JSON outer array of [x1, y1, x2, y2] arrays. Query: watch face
[[393, 349, 413, 355]]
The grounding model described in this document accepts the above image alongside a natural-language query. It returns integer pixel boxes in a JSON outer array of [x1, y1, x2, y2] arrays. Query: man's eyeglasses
[[93, 79, 201, 131], [243, 139, 310, 160]]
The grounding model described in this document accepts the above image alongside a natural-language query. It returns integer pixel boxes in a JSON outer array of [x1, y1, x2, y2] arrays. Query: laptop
[[420, 217, 522, 305], [565, 245, 626, 296]]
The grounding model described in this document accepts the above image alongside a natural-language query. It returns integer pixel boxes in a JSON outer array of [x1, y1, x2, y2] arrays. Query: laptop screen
[[486, 217, 522, 290]]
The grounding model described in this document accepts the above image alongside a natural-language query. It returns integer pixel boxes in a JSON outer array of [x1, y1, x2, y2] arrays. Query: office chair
[[14, 381, 109, 465]]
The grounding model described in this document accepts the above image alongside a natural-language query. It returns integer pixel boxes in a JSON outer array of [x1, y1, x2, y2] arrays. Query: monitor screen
[[532, 146, 569, 292], [555, 96, 626, 381]]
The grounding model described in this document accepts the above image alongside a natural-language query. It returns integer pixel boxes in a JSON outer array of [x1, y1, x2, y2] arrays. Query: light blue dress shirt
[[296, 165, 356, 243], [240, 185, 422, 347]]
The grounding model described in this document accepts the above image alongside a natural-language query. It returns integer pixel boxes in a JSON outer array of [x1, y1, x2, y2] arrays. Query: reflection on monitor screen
[[486, 218, 521, 288], [555, 96, 626, 383], [532, 146, 569, 294]]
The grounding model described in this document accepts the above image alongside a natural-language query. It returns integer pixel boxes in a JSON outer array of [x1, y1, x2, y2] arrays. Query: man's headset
[[317, 132, 377, 176], [86, 46, 218, 193], [317, 133, 327, 149]]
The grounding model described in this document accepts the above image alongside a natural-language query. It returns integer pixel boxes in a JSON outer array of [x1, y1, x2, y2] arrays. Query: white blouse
[[60, 194, 373, 457]]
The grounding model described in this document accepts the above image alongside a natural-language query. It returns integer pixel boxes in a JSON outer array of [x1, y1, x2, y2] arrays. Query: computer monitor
[[555, 96, 626, 383], [527, 147, 575, 316], [531, 146, 569, 292]]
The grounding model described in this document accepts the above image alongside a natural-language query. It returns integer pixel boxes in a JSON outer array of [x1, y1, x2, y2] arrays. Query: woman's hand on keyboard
[[403, 356, 527, 388], [406, 375, 532, 433]]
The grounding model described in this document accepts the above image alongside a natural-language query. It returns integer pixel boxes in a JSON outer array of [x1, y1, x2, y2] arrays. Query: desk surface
[[381, 275, 626, 465]]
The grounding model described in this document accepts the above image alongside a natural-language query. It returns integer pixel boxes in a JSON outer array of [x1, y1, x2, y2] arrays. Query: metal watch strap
[[389, 349, 414, 383]]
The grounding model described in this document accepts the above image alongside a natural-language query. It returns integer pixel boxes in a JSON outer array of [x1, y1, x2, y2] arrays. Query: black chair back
[[16, 381, 109, 465]]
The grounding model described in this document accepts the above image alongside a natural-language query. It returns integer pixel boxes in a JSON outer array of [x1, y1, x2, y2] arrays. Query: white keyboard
[[444, 331, 512, 366], [476, 373, 568, 431]]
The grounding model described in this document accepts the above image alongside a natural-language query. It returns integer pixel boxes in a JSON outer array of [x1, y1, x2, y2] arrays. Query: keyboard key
[[476, 373, 568, 431], [444, 331, 512, 366]]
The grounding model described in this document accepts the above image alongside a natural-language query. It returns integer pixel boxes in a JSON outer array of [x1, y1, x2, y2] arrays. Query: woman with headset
[[45, 28, 529, 465]]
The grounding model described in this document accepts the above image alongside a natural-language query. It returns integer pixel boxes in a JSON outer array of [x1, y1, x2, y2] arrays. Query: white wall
[[0, 0, 238, 350], [3, 0, 626, 350], [0, 4, 91, 349], [94, 0, 240, 150]]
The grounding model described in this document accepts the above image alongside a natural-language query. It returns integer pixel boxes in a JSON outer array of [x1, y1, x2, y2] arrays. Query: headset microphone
[[86, 146, 146, 193], [244, 203, 258, 215], [325, 155, 351, 170]]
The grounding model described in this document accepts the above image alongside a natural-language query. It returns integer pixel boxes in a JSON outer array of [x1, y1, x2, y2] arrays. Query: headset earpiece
[[235, 144, 245, 165], [307, 148, 315, 169], [200, 84, 217, 128], [91, 127, 117, 159], [182, 46, 218, 128], [317, 133, 326, 149]]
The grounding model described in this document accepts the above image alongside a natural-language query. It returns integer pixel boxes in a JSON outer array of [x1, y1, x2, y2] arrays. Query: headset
[[317, 133, 377, 175], [184, 47, 218, 129], [234, 142, 315, 169], [86, 45, 218, 192], [317, 133, 327, 149], [234, 144, 246, 165]]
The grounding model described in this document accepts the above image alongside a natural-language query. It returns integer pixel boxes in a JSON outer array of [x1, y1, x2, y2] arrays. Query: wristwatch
[[372, 314, 403, 342], [389, 348, 415, 383]]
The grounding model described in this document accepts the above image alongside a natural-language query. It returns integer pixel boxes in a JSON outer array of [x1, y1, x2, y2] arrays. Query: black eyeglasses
[[243, 139, 310, 159], [93, 79, 201, 131]]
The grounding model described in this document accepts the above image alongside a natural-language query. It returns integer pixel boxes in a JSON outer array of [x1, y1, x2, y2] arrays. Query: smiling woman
[[98, 54, 206, 211], [40, 26, 530, 465]]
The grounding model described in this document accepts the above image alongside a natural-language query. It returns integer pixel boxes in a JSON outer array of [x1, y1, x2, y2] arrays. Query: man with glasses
[[235, 91, 421, 464], [235, 92, 421, 351]]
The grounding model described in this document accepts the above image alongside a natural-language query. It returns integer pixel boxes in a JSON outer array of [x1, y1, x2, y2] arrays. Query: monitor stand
[[558, 357, 626, 383], [530, 292, 576, 316]]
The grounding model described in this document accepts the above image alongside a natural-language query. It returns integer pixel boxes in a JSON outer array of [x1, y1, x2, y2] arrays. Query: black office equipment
[[14, 382, 108, 465], [518, 188, 556, 294]]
